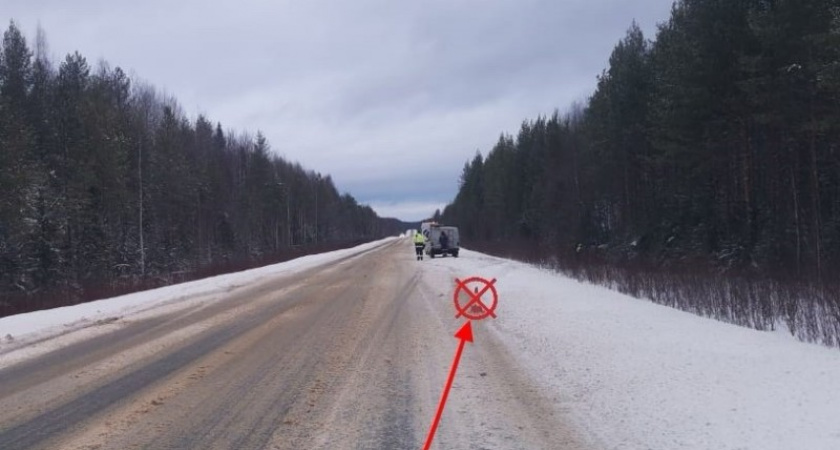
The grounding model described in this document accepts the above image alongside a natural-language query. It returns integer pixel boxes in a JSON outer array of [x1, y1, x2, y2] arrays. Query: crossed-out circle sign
[[453, 276, 498, 320]]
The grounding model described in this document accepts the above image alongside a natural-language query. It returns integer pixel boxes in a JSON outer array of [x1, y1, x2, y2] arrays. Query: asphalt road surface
[[0, 239, 589, 449]]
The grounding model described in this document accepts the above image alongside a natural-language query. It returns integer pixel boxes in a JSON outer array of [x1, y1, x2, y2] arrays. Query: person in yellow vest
[[413, 230, 427, 261]]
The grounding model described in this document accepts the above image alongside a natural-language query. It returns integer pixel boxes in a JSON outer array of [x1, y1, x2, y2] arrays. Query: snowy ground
[[424, 247, 840, 450], [2, 237, 839, 449]]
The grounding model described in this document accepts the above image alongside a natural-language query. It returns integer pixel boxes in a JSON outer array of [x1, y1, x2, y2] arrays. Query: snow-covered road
[[1, 237, 839, 449]]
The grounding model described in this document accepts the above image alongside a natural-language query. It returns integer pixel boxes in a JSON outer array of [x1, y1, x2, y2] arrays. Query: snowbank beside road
[[0, 238, 395, 361], [424, 248, 840, 450]]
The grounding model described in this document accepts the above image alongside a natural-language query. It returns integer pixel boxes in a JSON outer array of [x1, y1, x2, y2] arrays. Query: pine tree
[[0, 21, 36, 293]]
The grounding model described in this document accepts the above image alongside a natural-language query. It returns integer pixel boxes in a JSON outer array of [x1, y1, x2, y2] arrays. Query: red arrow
[[422, 321, 474, 450]]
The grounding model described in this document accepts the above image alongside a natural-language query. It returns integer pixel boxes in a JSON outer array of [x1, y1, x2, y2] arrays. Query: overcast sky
[[5, 0, 674, 221]]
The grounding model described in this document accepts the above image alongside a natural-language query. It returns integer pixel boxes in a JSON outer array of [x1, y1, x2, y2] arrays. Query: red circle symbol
[[453, 277, 498, 320]]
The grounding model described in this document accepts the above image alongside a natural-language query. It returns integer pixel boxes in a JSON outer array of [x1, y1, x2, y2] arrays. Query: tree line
[[442, 0, 840, 343], [0, 21, 402, 313]]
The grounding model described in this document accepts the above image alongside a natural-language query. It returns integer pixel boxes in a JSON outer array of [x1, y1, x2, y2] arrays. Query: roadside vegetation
[[443, 0, 840, 346], [0, 22, 406, 317]]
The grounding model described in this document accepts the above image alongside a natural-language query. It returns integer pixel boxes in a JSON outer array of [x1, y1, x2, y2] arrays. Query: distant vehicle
[[425, 224, 459, 258]]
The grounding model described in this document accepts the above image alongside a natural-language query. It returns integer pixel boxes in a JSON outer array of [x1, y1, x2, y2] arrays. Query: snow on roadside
[[0, 238, 395, 362], [423, 248, 840, 450]]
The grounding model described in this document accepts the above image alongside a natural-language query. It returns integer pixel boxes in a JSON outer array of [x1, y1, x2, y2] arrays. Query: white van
[[426, 225, 460, 258]]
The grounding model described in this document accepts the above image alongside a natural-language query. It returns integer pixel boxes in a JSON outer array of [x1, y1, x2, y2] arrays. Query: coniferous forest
[[442, 0, 840, 345], [0, 22, 406, 316]]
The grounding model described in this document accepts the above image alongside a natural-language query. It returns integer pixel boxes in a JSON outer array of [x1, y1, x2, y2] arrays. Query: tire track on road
[[0, 240, 398, 449]]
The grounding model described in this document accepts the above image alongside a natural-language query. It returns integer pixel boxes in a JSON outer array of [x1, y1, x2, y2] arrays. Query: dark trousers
[[415, 244, 424, 256]]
